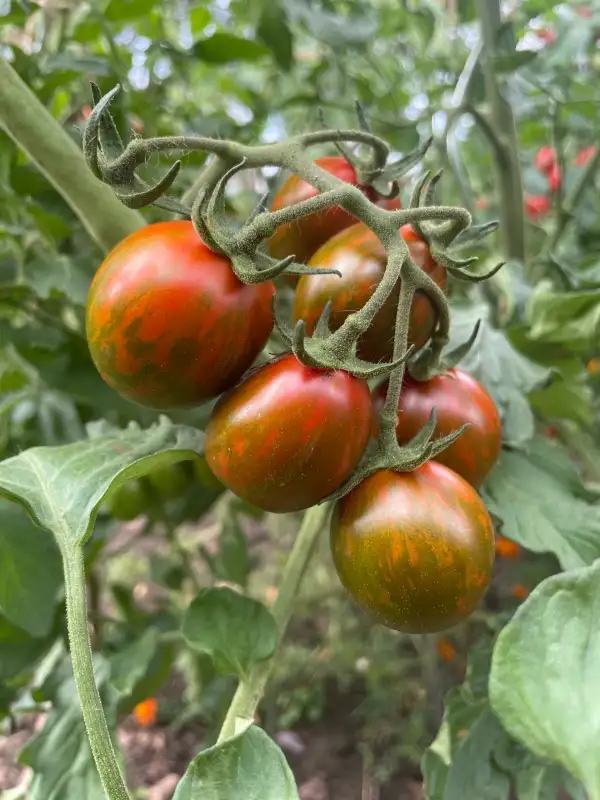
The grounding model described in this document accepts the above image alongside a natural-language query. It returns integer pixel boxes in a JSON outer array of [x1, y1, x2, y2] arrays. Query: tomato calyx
[[408, 319, 482, 382], [275, 298, 414, 380]]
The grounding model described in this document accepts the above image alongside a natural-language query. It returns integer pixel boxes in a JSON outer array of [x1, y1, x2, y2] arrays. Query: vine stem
[[0, 58, 144, 252], [61, 542, 131, 800], [476, 0, 526, 263], [217, 503, 331, 743]]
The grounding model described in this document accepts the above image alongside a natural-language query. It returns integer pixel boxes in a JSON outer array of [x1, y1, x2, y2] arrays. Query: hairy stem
[[217, 503, 331, 743], [0, 59, 144, 252], [476, 0, 526, 263], [61, 543, 131, 800]]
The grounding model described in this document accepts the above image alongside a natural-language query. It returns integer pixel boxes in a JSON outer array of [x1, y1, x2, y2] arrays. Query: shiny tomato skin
[[293, 223, 446, 362], [86, 221, 274, 409], [330, 463, 495, 633], [205, 354, 372, 513], [373, 369, 501, 488], [268, 156, 378, 264]]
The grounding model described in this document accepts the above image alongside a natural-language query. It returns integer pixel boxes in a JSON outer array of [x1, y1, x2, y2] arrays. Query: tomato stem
[[0, 60, 144, 253], [61, 542, 131, 800], [217, 503, 331, 743]]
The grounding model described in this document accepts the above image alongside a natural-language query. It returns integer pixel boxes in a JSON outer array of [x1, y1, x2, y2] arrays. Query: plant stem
[[217, 503, 331, 743], [0, 58, 144, 253], [476, 0, 526, 264], [61, 542, 131, 800]]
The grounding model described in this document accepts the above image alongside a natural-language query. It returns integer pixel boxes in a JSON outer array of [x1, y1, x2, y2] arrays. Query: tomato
[[105, 480, 147, 521], [534, 146, 556, 174], [205, 354, 372, 513], [330, 463, 495, 633], [524, 195, 550, 219], [576, 146, 597, 167], [268, 156, 378, 264], [147, 463, 190, 499], [373, 369, 501, 488], [86, 221, 274, 409], [293, 223, 446, 362], [547, 163, 561, 193]]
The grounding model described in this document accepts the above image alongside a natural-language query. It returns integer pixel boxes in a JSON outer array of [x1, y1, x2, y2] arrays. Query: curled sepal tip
[[116, 161, 182, 209], [442, 320, 481, 370], [89, 81, 124, 162], [83, 83, 122, 178], [378, 137, 434, 185]]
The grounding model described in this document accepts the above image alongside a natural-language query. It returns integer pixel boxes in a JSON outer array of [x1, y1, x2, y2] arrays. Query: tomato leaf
[[0, 499, 62, 637], [490, 561, 600, 799], [0, 416, 205, 548], [193, 33, 270, 64], [527, 284, 600, 354], [257, 4, 294, 71], [182, 587, 277, 679], [109, 628, 160, 696], [482, 436, 600, 570], [448, 303, 550, 447], [173, 723, 299, 800], [20, 654, 117, 800]]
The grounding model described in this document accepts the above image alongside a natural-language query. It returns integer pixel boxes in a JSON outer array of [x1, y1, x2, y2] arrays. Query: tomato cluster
[[87, 158, 502, 634]]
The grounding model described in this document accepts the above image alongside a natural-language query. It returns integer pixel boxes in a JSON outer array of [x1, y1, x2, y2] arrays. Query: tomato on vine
[[293, 223, 446, 362], [86, 221, 274, 409], [267, 156, 378, 264], [330, 462, 495, 633], [373, 369, 501, 488], [205, 354, 372, 513], [147, 463, 190, 499]]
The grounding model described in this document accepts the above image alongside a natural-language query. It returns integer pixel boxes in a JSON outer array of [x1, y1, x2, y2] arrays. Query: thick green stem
[[217, 503, 331, 743], [0, 58, 144, 252], [381, 274, 416, 440], [476, 0, 526, 263], [61, 543, 131, 800]]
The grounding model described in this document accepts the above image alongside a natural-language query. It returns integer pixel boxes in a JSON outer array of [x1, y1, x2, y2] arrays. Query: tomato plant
[[104, 479, 148, 521], [86, 221, 274, 409], [205, 354, 372, 513], [293, 223, 446, 362], [373, 369, 502, 488], [330, 463, 495, 633], [267, 156, 378, 264]]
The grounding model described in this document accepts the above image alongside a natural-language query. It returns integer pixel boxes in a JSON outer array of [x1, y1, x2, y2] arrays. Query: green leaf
[[257, 4, 294, 71], [483, 437, 600, 570], [109, 627, 160, 696], [491, 51, 537, 72], [0, 417, 205, 547], [0, 614, 53, 682], [527, 284, 600, 354], [20, 655, 116, 800], [105, 0, 158, 22], [173, 723, 299, 800], [529, 373, 594, 427], [182, 587, 277, 679], [193, 33, 270, 64], [443, 709, 511, 800], [0, 499, 62, 637], [448, 303, 550, 447], [490, 561, 600, 799], [190, 6, 211, 35], [294, 6, 379, 46], [201, 510, 252, 588]]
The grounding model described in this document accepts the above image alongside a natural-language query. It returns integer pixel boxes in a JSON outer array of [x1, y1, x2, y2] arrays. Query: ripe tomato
[[268, 156, 378, 264], [330, 463, 495, 633], [547, 163, 561, 193], [576, 146, 596, 167], [524, 195, 550, 219], [205, 354, 372, 513], [373, 369, 501, 488], [86, 221, 274, 409], [534, 146, 556, 174], [293, 223, 446, 362]]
